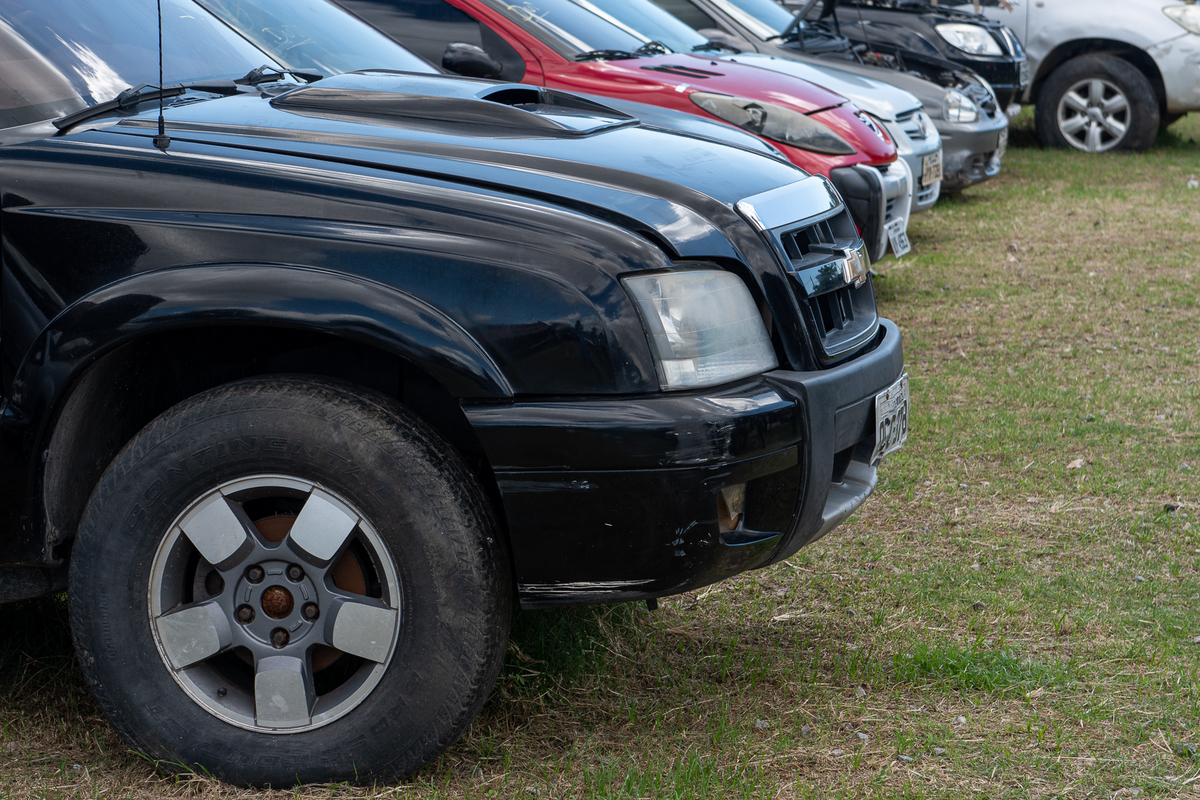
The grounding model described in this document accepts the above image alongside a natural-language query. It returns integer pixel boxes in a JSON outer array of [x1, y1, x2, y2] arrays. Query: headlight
[[622, 270, 778, 390], [942, 89, 979, 123], [690, 92, 856, 155], [1164, 5, 1200, 35], [935, 23, 1004, 56]]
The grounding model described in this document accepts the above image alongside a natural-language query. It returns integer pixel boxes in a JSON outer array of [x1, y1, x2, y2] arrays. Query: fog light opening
[[717, 484, 746, 533]]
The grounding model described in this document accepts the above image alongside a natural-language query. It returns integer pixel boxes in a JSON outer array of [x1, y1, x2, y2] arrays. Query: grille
[[775, 210, 878, 363], [896, 110, 931, 142], [916, 183, 939, 205]]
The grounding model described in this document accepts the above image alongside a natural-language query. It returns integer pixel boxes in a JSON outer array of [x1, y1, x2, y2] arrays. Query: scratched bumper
[[937, 112, 1008, 192], [464, 320, 904, 608], [1149, 33, 1200, 114]]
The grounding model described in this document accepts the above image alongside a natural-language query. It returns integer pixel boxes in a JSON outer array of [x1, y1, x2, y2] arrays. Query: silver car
[[956, 0, 1200, 151]]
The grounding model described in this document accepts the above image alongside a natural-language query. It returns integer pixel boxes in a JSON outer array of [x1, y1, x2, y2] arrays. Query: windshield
[[708, 0, 795, 40], [0, 0, 282, 110], [195, 0, 437, 77], [485, 0, 709, 58]]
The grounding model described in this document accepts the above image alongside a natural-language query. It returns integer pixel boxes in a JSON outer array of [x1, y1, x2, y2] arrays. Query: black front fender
[[12, 261, 515, 431]]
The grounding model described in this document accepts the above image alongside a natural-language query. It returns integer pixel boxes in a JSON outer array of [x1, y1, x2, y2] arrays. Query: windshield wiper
[[691, 40, 740, 53], [574, 40, 674, 61], [635, 40, 672, 55], [54, 84, 183, 131], [236, 65, 323, 86], [575, 48, 640, 61], [54, 79, 247, 132]]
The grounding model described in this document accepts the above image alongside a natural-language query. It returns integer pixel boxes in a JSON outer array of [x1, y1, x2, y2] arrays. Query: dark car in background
[[647, 0, 1009, 193], [0, 0, 907, 787], [801, 0, 1029, 111]]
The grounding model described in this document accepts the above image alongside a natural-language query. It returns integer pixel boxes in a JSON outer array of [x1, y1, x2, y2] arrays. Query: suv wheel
[[68, 376, 511, 786], [1036, 54, 1158, 152]]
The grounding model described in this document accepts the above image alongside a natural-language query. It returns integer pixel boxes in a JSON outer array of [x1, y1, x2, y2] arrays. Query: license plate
[[1019, 59, 1030, 88], [921, 150, 943, 186], [885, 217, 911, 258], [997, 127, 1008, 159], [870, 373, 909, 463]]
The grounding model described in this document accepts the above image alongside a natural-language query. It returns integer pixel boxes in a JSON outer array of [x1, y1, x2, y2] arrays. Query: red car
[[334, 0, 910, 261]]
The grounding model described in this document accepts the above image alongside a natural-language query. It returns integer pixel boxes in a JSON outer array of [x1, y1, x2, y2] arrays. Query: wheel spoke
[[155, 602, 232, 670], [1102, 93, 1128, 116], [254, 655, 314, 728], [325, 596, 398, 663], [1101, 116, 1127, 139], [286, 489, 360, 567], [179, 494, 253, 568], [1085, 122, 1104, 152], [1063, 90, 1088, 113], [1060, 115, 1088, 136], [1088, 80, 1106, 103]]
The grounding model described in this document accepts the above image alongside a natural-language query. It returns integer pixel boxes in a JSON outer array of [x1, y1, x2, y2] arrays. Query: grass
[[3, 112, 1199, 799]]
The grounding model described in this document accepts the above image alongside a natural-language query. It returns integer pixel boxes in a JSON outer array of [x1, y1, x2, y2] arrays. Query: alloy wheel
[[1056, 77, 1130, 153], [148, 475, 401, 733]]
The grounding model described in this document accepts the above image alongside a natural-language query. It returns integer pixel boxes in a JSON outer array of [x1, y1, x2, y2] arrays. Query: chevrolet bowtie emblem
[[842, 247, 867, 287]]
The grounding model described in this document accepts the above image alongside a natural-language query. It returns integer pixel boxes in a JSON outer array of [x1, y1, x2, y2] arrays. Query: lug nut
[[286, 564, 304, 582], [246, 565, 265, 584], [236, 605, 255, 624], [302, 603, 320, 621], [271, 629, 289, 649]]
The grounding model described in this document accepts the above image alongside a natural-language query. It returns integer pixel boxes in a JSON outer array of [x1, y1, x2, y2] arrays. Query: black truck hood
[[105, 72, 812, 260]]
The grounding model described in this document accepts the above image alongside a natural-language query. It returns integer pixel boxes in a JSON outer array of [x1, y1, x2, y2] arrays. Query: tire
[[68, 376, 511, 786], [1035, 55, 1159, 153]]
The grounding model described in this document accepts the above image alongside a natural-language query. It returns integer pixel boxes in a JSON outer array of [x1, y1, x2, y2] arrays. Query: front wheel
[[1035, 54, 1158, 152], [69, 376, 511, 786]]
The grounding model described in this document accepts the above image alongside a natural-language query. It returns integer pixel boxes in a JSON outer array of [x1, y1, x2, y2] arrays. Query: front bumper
[[465, 319, 905, 608], [935, 111, 1008, 192], [961, 59, 1026, 110], [1148, 33, 1200, 114], [881, 115, 942, 215]]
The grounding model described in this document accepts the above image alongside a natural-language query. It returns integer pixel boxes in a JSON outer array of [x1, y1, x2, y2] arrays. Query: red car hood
[[557, 53, 848, 114]]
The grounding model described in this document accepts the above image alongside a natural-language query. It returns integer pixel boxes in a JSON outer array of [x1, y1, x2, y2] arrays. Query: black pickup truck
[[0, 0, 907, 787]]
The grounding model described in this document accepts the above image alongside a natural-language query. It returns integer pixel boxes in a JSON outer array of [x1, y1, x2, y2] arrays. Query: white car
[[953, 0, 1200, 151]]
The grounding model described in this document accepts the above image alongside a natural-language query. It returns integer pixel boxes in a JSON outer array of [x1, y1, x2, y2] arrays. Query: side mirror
[[443, 42, 503, 79]]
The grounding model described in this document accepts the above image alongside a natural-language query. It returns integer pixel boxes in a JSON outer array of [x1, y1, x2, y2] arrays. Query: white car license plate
[[921, 150, 943, 186], [885, 218, 911, 258], [997, 127, 1008, 159], [870, 373, 909, 463]]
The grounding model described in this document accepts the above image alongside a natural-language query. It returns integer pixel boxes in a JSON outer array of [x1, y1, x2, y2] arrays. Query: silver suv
[[958, 0, 1200, 151]]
